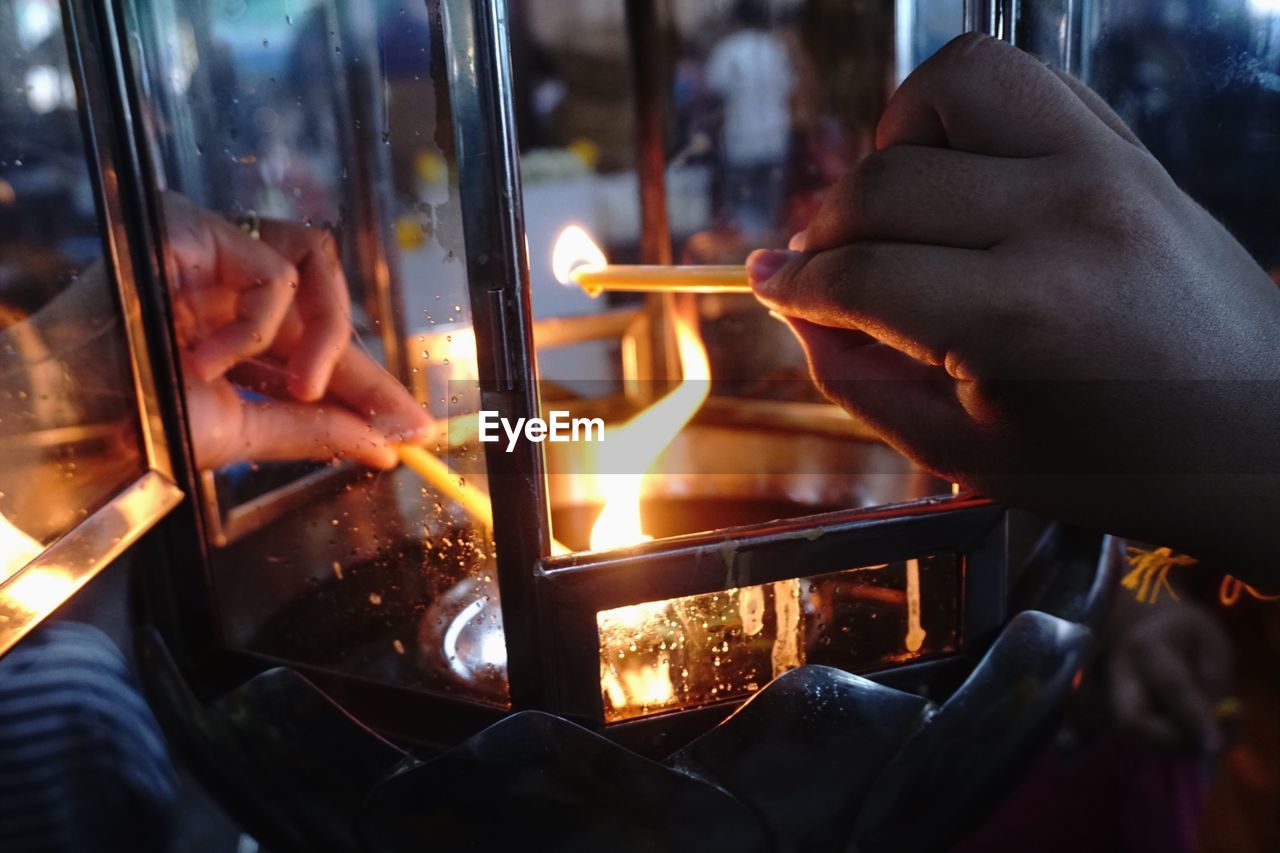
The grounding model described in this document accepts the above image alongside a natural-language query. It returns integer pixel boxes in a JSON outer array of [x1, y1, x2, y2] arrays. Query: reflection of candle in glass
[[905, 558, 926, 653], [0, 511, 42, 584], [553, 225, 750, 297]]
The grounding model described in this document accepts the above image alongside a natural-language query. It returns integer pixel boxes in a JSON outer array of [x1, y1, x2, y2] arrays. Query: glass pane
[[597, 553, 961, 722], [1083, 1, 1280, 278], [126, 0, 506, 704], [510, 2, 953, 553], [0, 0, 147, 583]]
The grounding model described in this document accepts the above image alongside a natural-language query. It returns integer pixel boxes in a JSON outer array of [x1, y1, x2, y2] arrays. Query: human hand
[[1107, 600, 1232, 753], [162, 193, 429, 470], [747, 34, 1280, 590]]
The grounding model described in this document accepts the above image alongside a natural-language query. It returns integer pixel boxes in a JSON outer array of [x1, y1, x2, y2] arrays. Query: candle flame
[[554, 224, 711, 715], [551, 224, 607, 287], [588, 310, 710, 550], [588, 297, 709, 715]]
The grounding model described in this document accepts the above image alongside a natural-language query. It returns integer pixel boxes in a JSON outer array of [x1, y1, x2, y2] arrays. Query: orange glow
[[555, 226, 713, 716], [590, 296, 709, 712], [588, 307, 710, 550], [551, 225, 713, 551], [4, 567, 74, 614], [0, 511, 42, 583]]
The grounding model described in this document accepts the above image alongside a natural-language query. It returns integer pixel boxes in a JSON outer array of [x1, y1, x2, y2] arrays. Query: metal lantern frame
[[434, 0, 1013, 742], [19, 0, 1095, 756]]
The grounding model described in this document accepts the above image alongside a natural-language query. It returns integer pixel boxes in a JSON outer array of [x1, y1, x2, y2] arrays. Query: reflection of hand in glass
[[162, 193, 429, 470]]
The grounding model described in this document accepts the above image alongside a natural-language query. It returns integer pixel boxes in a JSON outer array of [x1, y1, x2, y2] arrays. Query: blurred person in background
[[705, 0, 796, 238]]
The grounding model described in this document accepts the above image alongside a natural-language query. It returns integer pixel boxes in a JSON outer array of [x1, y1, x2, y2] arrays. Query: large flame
[[551, 225, 712, 551], [554, 225, 712, 714], [587, 300, 710, 551]]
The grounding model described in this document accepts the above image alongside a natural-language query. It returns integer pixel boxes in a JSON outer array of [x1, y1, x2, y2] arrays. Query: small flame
[[551, 224, 607, 286]]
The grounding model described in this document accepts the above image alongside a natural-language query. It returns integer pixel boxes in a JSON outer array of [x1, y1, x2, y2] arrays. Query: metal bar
[[99, 0, 226, 662], [963, 0, 1019, 40], [543, 500, 1003, 610], [0, 0, 197, 660], [624, 0, 678, 394], [0, 471, 183, 657], [536, 498, 1006, 722], [625, 0, 673, 267], [441, 0, 553, 708], [331, 1, 413, 386], [1017, 0, 1083, 73], [59, 0, 176, 483]]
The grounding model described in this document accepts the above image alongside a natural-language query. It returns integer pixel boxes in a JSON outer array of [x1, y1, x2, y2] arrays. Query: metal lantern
[[11, 0, 1221, 848]]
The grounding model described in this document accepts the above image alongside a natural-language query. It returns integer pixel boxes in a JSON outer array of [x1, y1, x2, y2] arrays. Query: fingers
[[325, 342, 432, 443], [1048, 67, 1146, 149], [188, 217, 298, 382], [877, 33, 1112, 156], [749, 244, 997, 370], [258, 222, 353, 401], [799, 145, 1054, 253], [779, 317, 981, 478], [238, 397, 401, 470], [186, 379, 394, 470]]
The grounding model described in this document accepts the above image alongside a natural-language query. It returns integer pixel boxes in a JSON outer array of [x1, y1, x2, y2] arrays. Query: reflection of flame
[[588, 313, 710, 550], [557, 226, 712, 715], [603, 655, 674, 711], [592, 309, 706, 711], [4, 567, 73, 614], [0, 511, 42, 583], [551, 224, 607, 286]]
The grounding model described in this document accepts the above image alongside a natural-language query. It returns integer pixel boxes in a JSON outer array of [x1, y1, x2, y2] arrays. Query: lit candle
[[553, 225, 750, 297]]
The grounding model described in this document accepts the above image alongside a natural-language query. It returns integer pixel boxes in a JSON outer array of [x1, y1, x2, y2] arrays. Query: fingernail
[[788, 231, 807, 251], [386, 426, 428, 444], [746, 249, 795, 287], [378, 413, 432, 444], [290, 377, 324, 403]]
